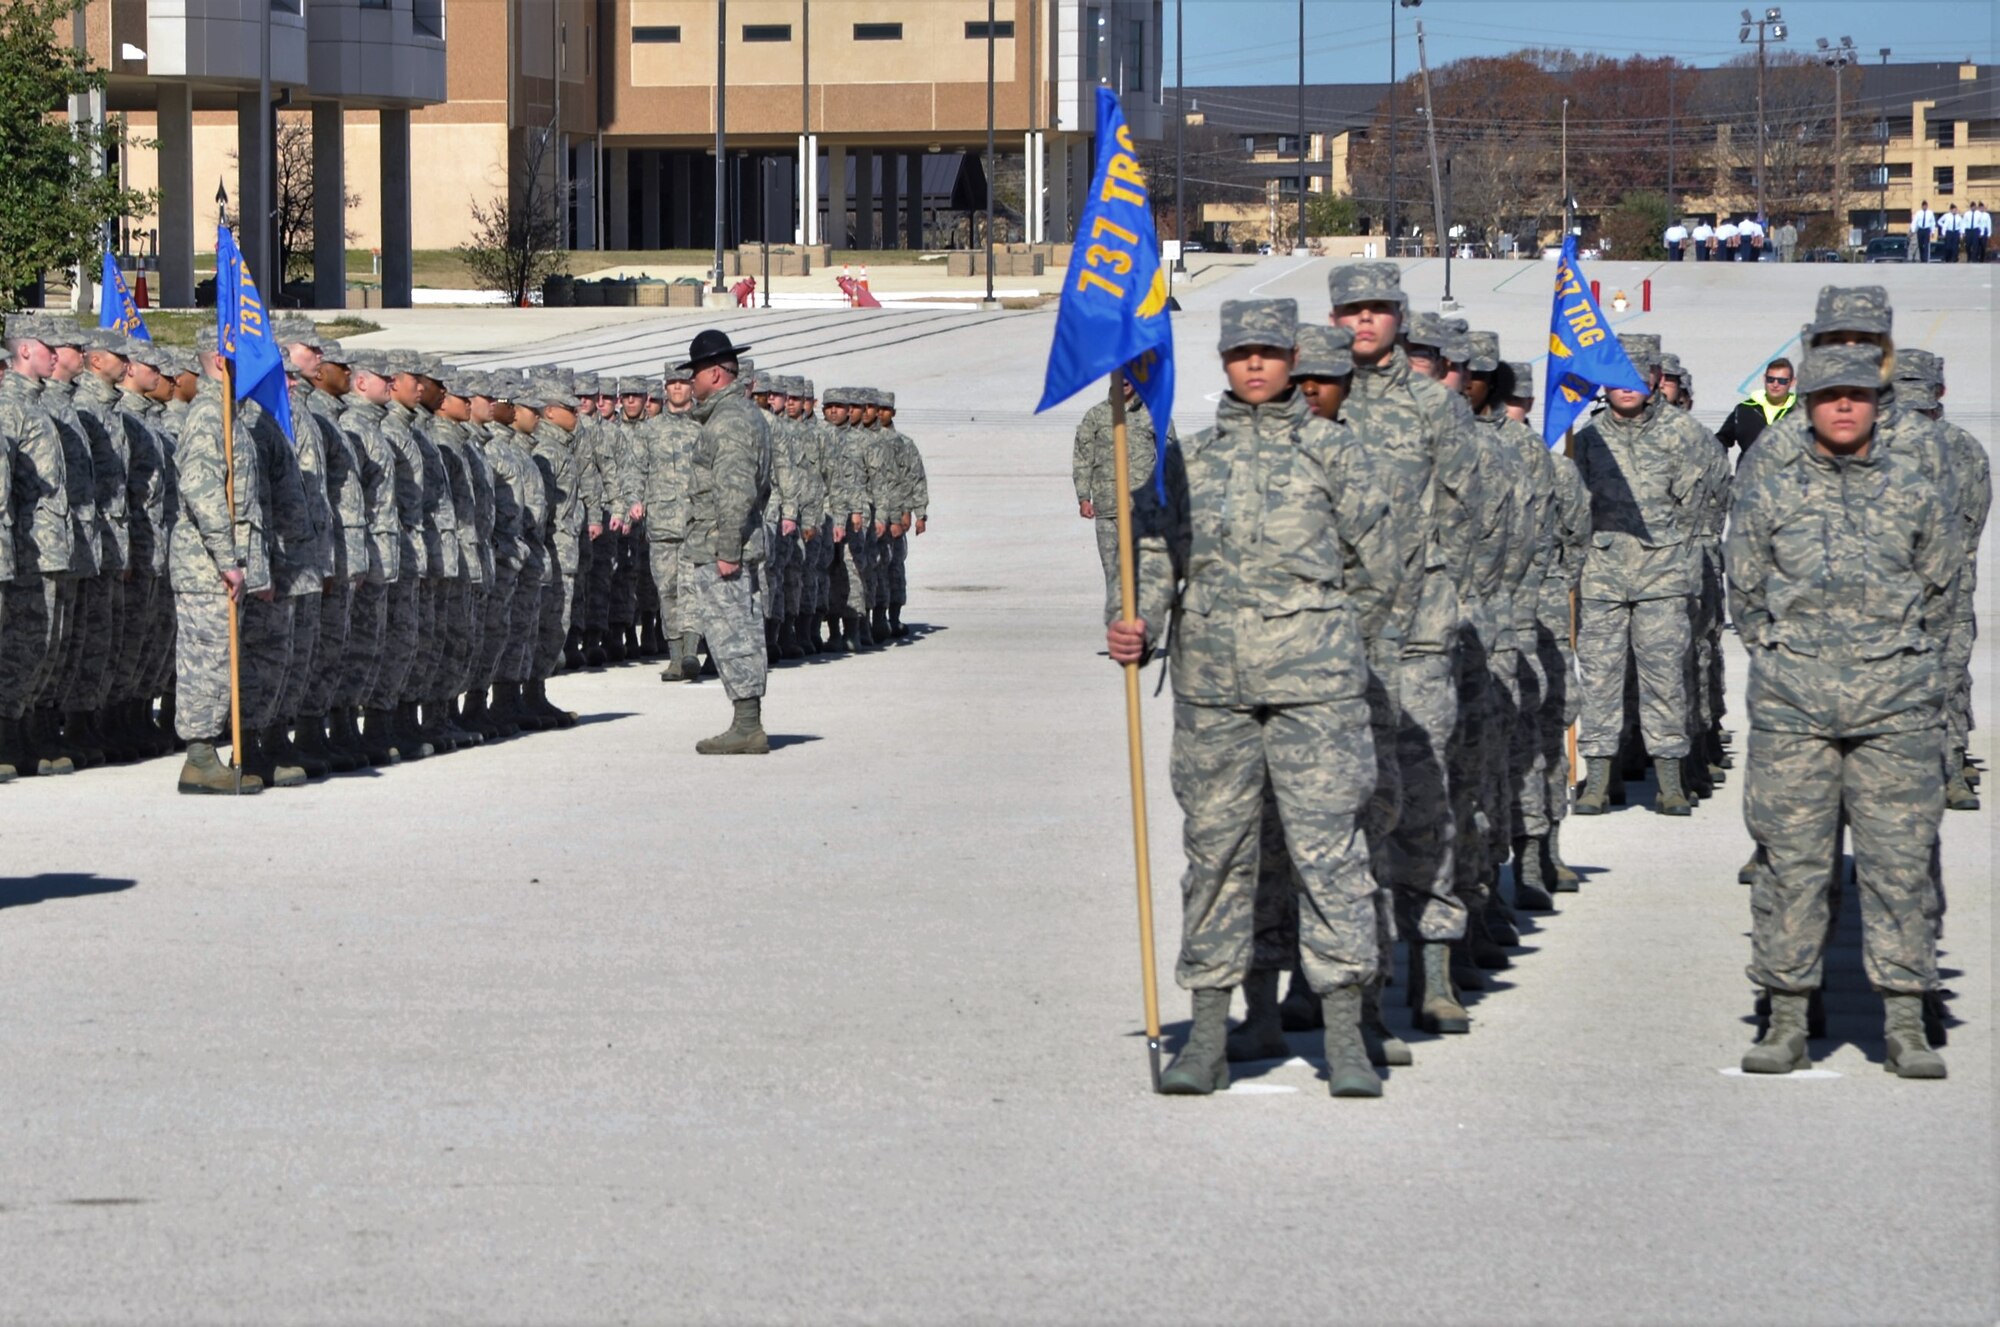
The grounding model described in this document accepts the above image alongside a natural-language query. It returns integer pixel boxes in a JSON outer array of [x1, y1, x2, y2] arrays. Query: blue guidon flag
[[1542, 233, 1647, 447], [99, 246, 151, 341], [1035, 87, 1174, 491], [214, 223, 294, 444]]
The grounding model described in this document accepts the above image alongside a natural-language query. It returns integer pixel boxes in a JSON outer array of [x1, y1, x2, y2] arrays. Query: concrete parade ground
[[2, 257, 1994, 1324]]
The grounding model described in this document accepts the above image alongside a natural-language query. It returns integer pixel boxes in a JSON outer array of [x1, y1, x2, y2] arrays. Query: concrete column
[[668, 153, 692, 248], [311, 100, 346, 309], [904, 152, 923, 249], [640, 151, 662, 249], [880, 152, 899, 248], [235, 92, 266, 288], [606, 148, 631, 249], [825, 142, 848, 247], [797, 134, 817, 244], [379, 108, 412, 308], [1048, 135, 1071, 243], [157, 83, 195, 308], [854, 148, 875, 248]]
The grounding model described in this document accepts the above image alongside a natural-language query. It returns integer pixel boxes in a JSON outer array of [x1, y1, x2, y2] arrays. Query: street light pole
[[1819, 36, 1855, 250], [1414, 20, 1448, 304], [1386, 0, 1421, 256], [1296, 0, 1306, 254], [1174, 0, 1184, 269], [983, 0, 996, 309], [714, 0, 728, 294], [1740, 7, 1787, 223], [1561, 96, 1570, 235]]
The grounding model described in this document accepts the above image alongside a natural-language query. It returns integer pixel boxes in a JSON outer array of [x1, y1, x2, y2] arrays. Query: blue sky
[[1167, 0, 1998, 86]]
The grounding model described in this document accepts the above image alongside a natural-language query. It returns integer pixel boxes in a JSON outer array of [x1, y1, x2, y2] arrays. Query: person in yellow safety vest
[[1716, 356, 1797, 459]]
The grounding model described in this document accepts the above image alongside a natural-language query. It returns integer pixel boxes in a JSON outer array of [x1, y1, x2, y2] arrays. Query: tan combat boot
[[178, 741, 265, 796]]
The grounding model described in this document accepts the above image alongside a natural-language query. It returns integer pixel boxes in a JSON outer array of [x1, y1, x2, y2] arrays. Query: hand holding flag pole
[[1036, 89, 1176, 1091]]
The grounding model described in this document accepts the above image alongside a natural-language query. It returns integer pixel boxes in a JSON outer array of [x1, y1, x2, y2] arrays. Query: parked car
[[1863, 235, 1909, 263], [1799, 248, 1845, 263], [1181, 241, 1205, 254]]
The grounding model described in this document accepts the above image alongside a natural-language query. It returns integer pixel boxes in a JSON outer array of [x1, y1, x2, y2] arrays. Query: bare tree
[[458, 125, 570, 307], [223, 112, 360, 289], [1698, 51, 1863, 232]]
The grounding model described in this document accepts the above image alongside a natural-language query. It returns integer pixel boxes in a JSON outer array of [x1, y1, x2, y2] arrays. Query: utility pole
[[1740, 7, 1788, 223], [800, 0, 810, 245], [1561, 96, 1571, 235], [1667, 64, 1677, 209], [1296, 0, 1306, 254], [1387, 0, 1421, 255], [714, 0, 728, 294], [983, 0, 997, 309], [1174, 0, 1185, 268], [1819, 36, 1856, 249], [1414, 21, 1451, 307]]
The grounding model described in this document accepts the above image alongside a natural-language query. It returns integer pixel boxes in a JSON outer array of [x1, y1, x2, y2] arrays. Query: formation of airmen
[[1089, 264, 1987, 1097], [0, 314, 927, 790]]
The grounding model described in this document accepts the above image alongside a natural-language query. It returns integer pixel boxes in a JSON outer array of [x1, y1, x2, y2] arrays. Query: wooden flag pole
[[220, 357, 246, 794], [1109, 371, 1164, 1093], [1564, 427, 1578, 784]]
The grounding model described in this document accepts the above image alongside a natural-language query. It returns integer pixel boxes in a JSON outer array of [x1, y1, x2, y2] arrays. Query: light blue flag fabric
[[1035, 87, 1174, 493], [1542, 233, 1648, 447], [214, 224, 293, 444], [99, 247, 151, 341]]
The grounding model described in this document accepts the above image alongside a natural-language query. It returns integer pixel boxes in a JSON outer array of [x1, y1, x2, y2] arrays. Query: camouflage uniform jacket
[[636, 409, 699, 540], [1136, 389, 1396, 707], [686, 382, 772, 566], [500, 423, 554, 584], [818, 419, 864, 525], [531, 420, 589, 574], [281, 380, 340, 585], [853, 421, 899, 527], [244, 395, 323, 597], [307, 388, 368, 582], [1073, 397, 1165, 514], [1937, 416, 1991, 592], [1727, 430, 1955, 736], [1571, 393, 1709, 602], [118, 389, 173, 579], [72, 374, 133, 574], [789, 413, 833, 526], [377, 401, 430, 577], [428, 415, 485, 584], [41, 379, 101, 576], [884, 427, 929, 523], [1458, 400, 1517, 649], [473, 423, 526, 575], [171, 377, 269, 594], [1343, 346, 1476, 657], [1480, 408, 1557, 649], [0, 374, 68, 577], [334, 398, 401, 584], [163, 397, 190, 443], [410, 405, 458, 578], [0, 424, 10, 583]]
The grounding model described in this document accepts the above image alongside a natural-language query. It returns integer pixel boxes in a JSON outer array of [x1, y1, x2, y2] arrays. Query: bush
[[1602, 191, 1672, 262]]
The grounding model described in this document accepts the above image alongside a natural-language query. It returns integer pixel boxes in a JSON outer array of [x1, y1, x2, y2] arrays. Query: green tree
[[1602, 190, 1672, 261], [1306, 194, 1360, 237], [0, 0, 152, 300]]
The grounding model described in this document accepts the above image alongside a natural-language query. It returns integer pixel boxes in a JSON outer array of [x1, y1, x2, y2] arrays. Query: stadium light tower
[[1819, 36, 1857, 249], [1741, 7, 1788, 222]]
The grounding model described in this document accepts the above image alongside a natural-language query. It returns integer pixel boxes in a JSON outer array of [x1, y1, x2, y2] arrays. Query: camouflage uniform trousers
[[1172, 697, 1378, 994], [274, 589, 322, 725], [1252, 665, 1403, 982], [413, 578, 442, 700], [633, 521, 658, 623], [239, 594, 296, 730], [1744, 725, 1944, 995], [172, 590, 235, 741], [367, 577, 420, 710], [476, 567, 517, 687], [584, 530, 613, 634], [1486, 643, 1524, 858], [431, 573, 472, 700], [27, 577, 79, 715], [301, 582, 353, 718], [342, 581, 389, 711], [691, 561, 768, 701], [1943, 570, 1976, 758], [0, 578, 64, 719], [61, 573, 123, 712], [457, 577, 486, 695], [1577, 594, 1693, 759], [785, 534, 810, 619], [1537, 584, 1581, 816], [888, 531, 909, 608], [612, 530, 640, 630], [812, 520, 838, 620], [840, 530, 874, 615], [1688, 544, 1726, 747], [1449, 625, 1499, 912], [1093, 518, 1130, 623], [1388, 652, 1463, 942], [871, 531, 894, 608], [147, 592, 177, 706], [536, 565, 569, 680], [1703, 545, 1727, 735], [112, 575, 166, 709], [761, 522, 788, 624], [646, 536, 686, 639], [1510, 636, 1554, 840]]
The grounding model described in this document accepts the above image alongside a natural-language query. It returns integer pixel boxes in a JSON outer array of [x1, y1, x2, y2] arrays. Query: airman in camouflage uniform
[[1074, 380, 1168, 624], [637, 364, 702, 679], [877, 392, 927, 637], [1110, 298, 1397, 1099], [679, 329, 773, 754], [1730, 343, 1956, 1079], [108, 337, 176, 761], [336, 351, 405, 764], [1570, 332, 1710, 817], [36, 321, 101, 770], [0, 315, 76, 777]]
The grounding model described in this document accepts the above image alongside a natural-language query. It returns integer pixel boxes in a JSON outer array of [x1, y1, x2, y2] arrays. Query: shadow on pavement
[[0, 873, 138, 911]]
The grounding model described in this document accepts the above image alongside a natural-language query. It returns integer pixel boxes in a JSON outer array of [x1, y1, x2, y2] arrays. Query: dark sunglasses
[[1766, 375, 1792, 384]]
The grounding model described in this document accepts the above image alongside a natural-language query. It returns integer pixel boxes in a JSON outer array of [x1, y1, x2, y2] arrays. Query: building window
[[358, 0, 386, 9], [633, 25, 680, 42], [966, 20, 1014, 39], [1935, 165, 1955, 194], [1085, 7, 1101, 84], [853, 22, 902, 41], [1969, 119, 2000, 142], [1968, 164, 2000, 185], [743, 23, 791, 42], [1932, 120, 1956, 148], [1276, 134, 1302, 155], [1125, 18, 1145, 92], [413, 0, 441, 37]]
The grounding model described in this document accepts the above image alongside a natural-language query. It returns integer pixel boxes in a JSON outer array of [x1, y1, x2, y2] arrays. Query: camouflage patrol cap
[[345, 349, 388, 378], [1894, 347, 1942, 387], [664, 364, 693, 384], [532, 374, 579, 410], [84, 328, 130, 356], [1293, 325, 1355, 379], [418, 354, 449, 382], [1465, 330, 1501, 373], [1500, 360, 1535, 401], [798, 379, 815, 400], [856, 387, 881, 408], [570, 372, 596, 396], [1327, 261, 1408, 312], [274, 319, 323, 351], [40, 319, 86, 349], [125, 338, 171, 372], [1218, 298, 1298, 354], [1807, 285, 1892, 338], [619, 377, 646, 397], [1797, 343, 1886, 396], [881, 391, 896, 412], [821, 387, 847, 407], [1403, 312, 1448, 352], [768, 376, 793, 399], [195, 324, 222, 353], [1616, 333, 1661, 372], [381, 349, 424, 378], [1658, 352, 1685, 380], [319, 339, 351, 367]]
